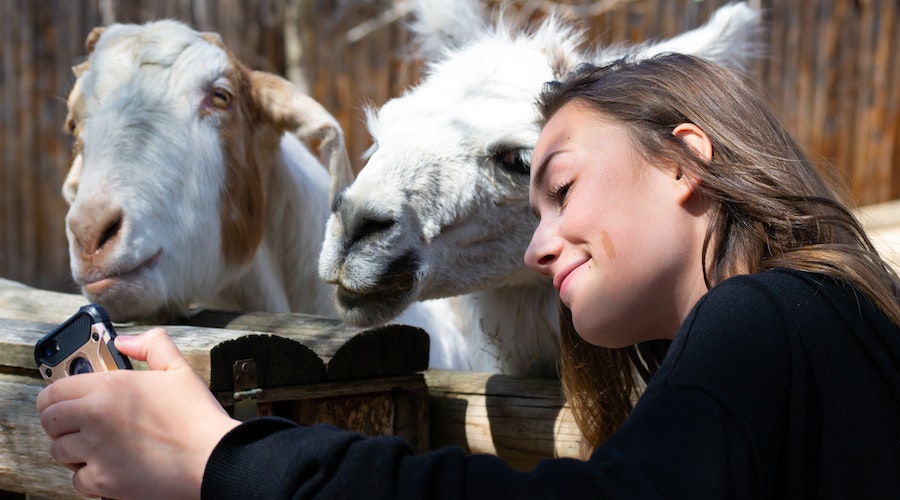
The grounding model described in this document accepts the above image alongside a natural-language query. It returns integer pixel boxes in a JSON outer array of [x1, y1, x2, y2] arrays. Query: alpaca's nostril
[[353, 216, 395, 244]]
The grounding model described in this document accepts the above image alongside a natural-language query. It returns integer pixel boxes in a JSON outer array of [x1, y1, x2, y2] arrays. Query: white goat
[[319, 1, 764, 376], [62, 20, 347, 322]]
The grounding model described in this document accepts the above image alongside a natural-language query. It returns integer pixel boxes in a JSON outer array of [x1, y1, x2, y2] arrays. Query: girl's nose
[[524, 223, 558, 276]]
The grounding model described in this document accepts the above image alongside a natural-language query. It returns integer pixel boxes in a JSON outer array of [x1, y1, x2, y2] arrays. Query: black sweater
[[202, 269, 900, 499]]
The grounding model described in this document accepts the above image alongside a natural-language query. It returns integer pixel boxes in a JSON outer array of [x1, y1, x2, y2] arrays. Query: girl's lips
[[554, 258, 589, 301]]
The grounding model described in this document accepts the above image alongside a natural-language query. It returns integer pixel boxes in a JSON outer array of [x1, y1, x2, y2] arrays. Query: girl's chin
[[572, 314, 637, 349]]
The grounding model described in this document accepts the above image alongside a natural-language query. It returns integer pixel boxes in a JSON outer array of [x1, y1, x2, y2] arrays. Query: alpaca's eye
[[492, 148, 531, 175], [210, 87, 232, 109]]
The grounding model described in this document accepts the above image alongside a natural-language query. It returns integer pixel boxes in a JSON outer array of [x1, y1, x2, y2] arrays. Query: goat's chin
[[82, 273, 172, 323], [334, 286, 415, 327]]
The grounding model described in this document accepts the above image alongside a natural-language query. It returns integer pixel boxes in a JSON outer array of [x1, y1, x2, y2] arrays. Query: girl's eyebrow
[[531, 149, 563, 190], [529, 149, 564, 218]]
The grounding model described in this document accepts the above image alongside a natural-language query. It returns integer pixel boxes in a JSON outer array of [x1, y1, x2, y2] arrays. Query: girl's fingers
[[36, 372, 92, 412], [112, 327, 190, 372], [39, 398, 86, 438], [71, 461, 120, 500], [48, 432, 86, 473]]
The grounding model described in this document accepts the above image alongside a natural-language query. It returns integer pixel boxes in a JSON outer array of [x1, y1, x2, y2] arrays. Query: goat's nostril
[[70, 206, 124, 256], [97, 213, 123, 251], [537, 254, 554, 266]]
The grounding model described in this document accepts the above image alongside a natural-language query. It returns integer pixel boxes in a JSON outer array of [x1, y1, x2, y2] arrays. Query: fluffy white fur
[[319, 1, 764, 376]]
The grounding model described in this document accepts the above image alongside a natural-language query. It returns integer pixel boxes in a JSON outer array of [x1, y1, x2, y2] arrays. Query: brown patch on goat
[[216, 55, 285, 267]]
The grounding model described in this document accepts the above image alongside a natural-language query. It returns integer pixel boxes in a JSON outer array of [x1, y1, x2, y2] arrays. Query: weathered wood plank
[[0, 316, 428, 390], [424, 369, 582, 471], [0, 316, 297, 386], [184, 309, 430, 381], [0, 374, 80, 499], [0, 278, 88, 324], [0, 280, 430, 384]]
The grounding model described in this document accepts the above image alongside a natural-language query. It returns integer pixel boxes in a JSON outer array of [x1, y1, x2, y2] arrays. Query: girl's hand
[[36, 328, 240, 500]]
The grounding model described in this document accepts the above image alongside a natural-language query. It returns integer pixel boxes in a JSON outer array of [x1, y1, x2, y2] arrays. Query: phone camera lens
[[92, 332, 100, 342], [69, 357, 94, 375], [44, 368, 52, 378], [43, 340, 59, 358]]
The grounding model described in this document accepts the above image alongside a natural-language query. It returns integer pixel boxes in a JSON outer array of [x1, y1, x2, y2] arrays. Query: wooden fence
[[1, 0, 899, 292], [0, 278, 580, 497]]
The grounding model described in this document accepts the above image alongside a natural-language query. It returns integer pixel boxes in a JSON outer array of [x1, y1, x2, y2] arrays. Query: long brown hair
[[536, 54, 900, 452]]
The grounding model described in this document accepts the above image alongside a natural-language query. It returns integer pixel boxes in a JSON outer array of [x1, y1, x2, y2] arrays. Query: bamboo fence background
[[1, 0, 898, 292]]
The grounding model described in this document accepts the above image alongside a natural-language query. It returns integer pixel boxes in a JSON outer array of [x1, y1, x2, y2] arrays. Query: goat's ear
[[65, 63, 88, 139], [85, 27, 105, 55], [201, 31, 226, 49], [250, 70, 354, 204]]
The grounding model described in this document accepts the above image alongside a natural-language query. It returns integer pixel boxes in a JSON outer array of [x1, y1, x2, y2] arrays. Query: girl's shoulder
[[702, 268, 864, 321], [665, 268, 896, 383]]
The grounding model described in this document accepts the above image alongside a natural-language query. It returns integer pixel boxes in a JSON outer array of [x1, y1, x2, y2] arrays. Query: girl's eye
[[548, 181, 572, 206]]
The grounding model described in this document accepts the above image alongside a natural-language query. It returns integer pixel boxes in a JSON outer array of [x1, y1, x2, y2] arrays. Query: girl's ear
[[670, 123, 711, 204], [673, 123, 712, 163]]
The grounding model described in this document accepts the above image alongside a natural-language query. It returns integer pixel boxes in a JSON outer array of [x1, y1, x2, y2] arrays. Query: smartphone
[[34, 304, 132, 383]]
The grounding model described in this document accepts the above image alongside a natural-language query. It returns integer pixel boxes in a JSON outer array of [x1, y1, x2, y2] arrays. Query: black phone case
[[34, 304, 132, 382]]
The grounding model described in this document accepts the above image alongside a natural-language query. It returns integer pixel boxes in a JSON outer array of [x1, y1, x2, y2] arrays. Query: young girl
[[37, 54, 900, 499]]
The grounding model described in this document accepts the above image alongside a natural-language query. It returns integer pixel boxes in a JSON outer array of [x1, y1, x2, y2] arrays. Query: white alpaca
[[62, 20, 348, 322], [319, 1, 764, 376]]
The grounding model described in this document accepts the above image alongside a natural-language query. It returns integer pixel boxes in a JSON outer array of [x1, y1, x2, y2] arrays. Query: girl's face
[[525, 102, 711, 347]]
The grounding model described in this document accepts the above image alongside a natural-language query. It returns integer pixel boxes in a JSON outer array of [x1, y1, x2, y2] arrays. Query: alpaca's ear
[[408, 0, 487, 60], [633, 2, 765, 72]]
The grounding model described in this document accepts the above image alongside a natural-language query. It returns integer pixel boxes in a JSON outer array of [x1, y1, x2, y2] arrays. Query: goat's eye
[[65, 116, 77, 135], [210, 87, 232, 109], [492, 148, 532, 176]]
